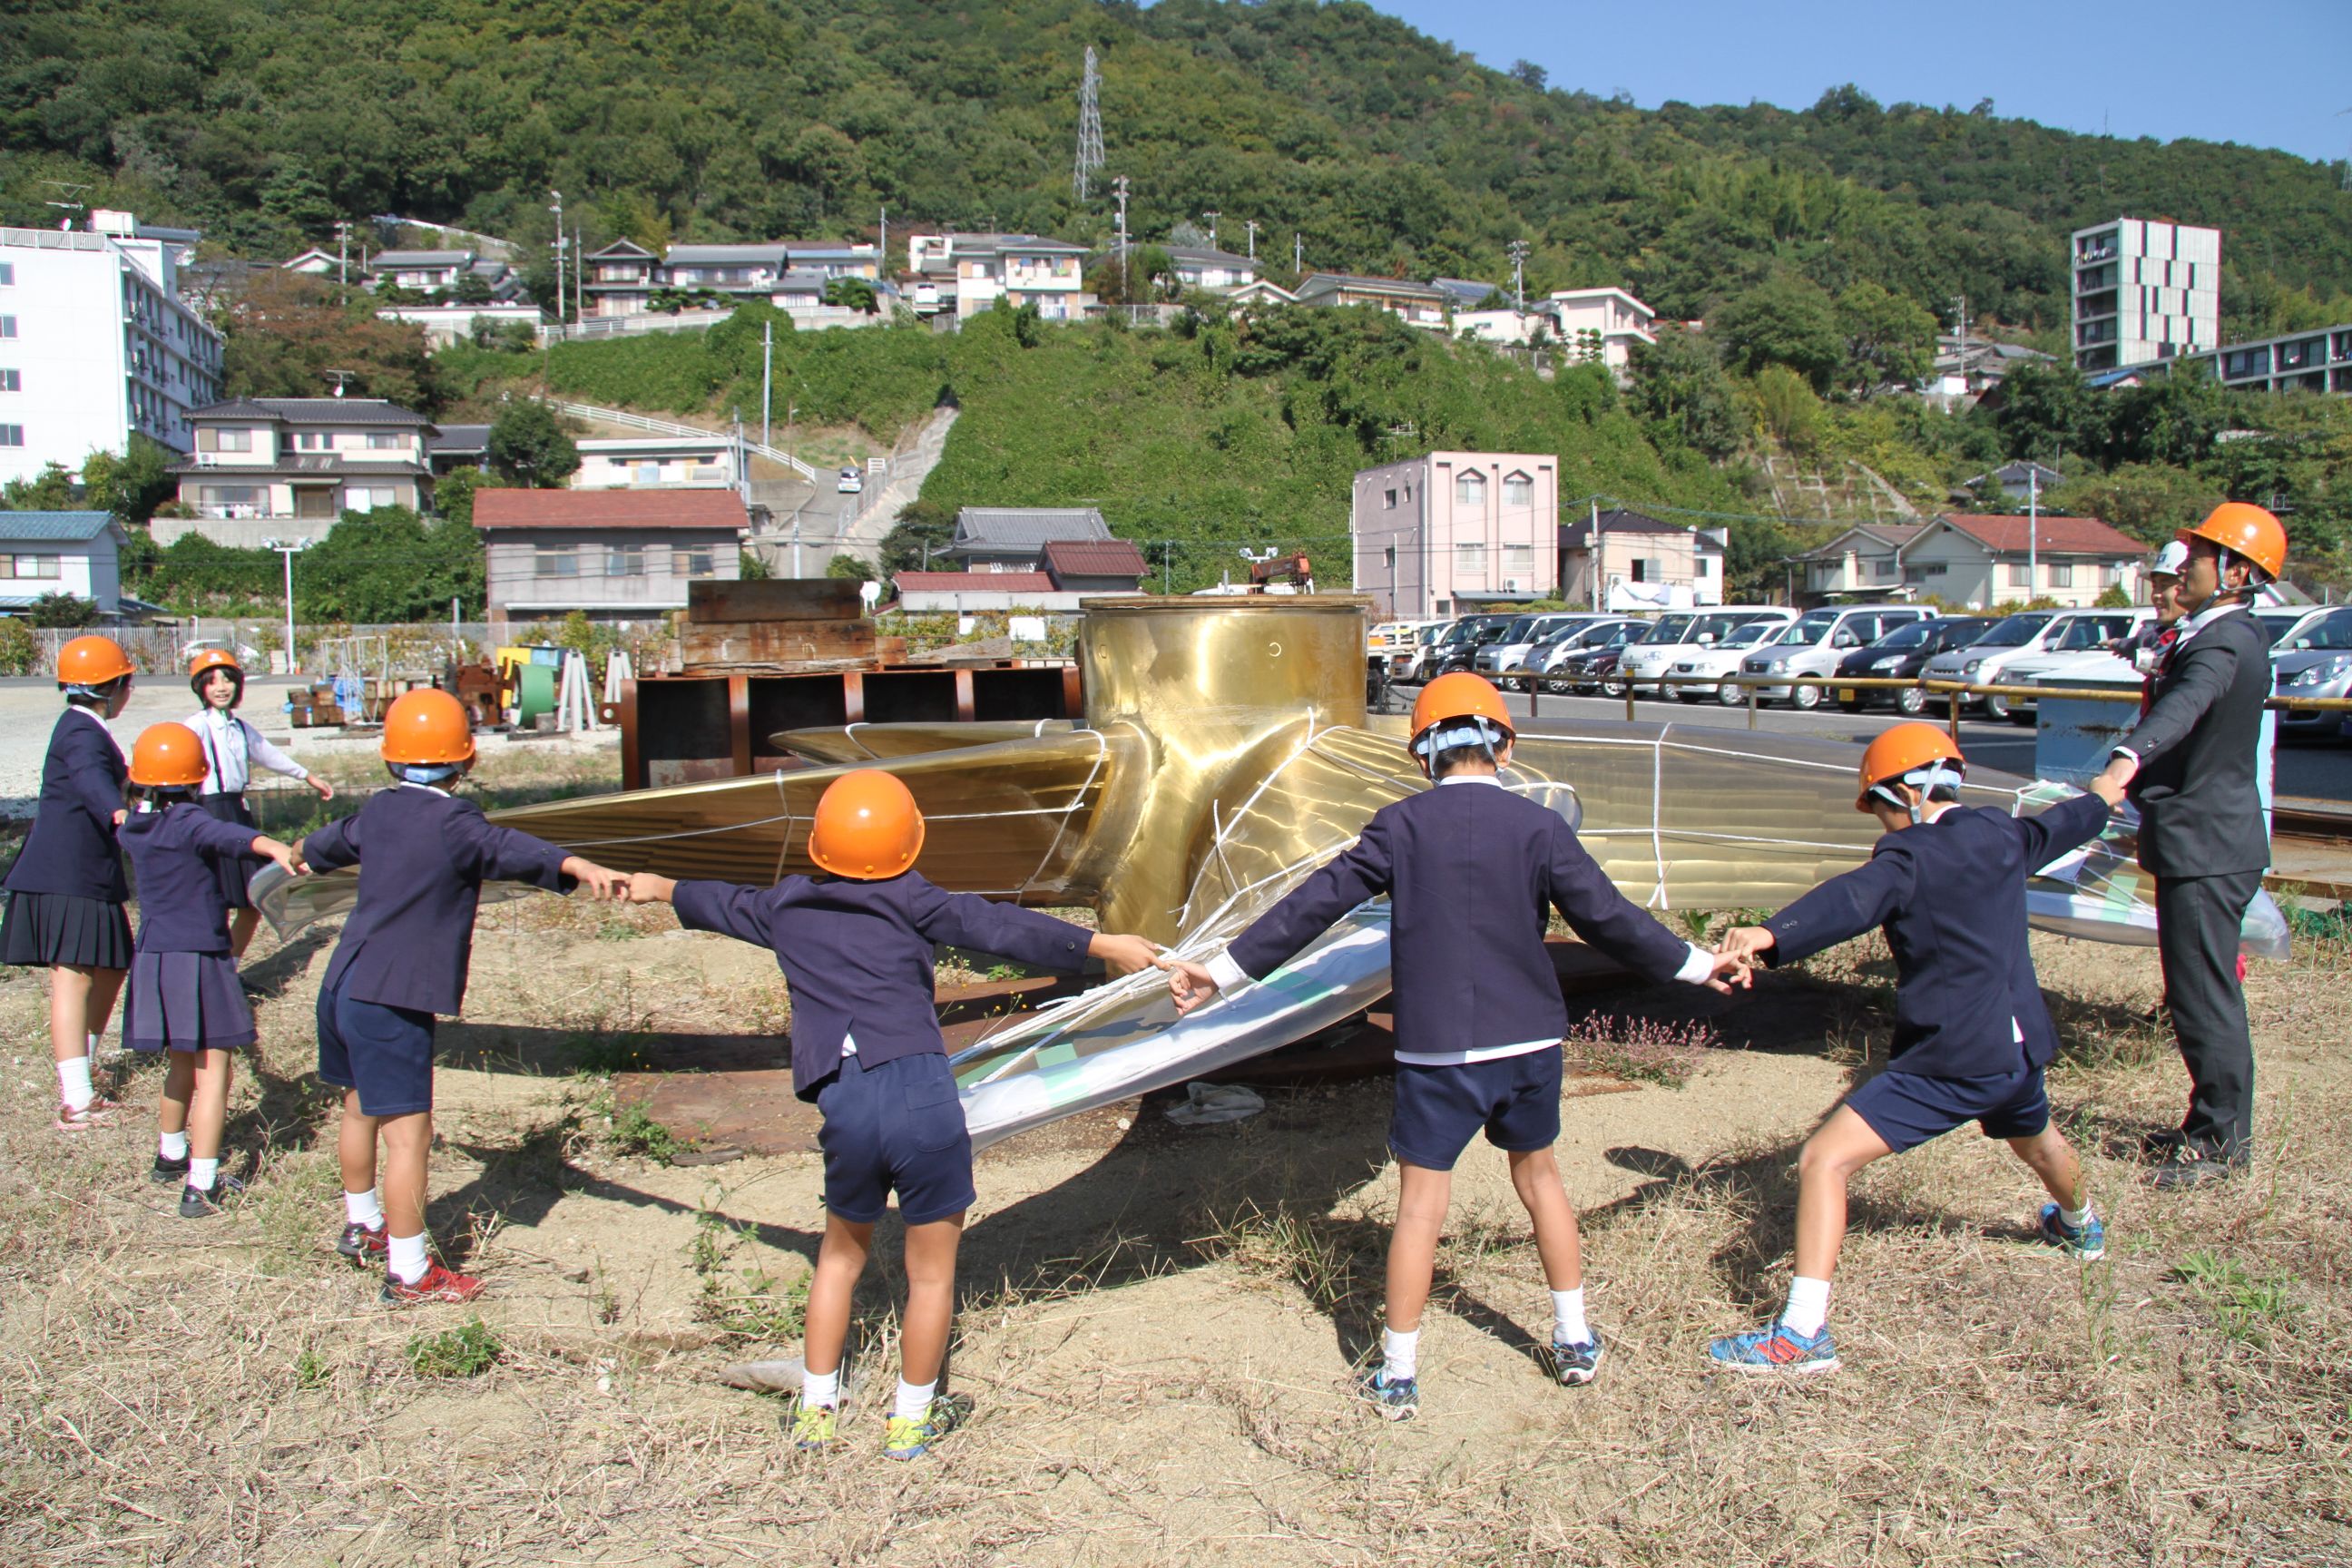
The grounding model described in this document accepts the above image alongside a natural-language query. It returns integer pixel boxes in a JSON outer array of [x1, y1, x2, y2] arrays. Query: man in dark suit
[[2095, 504, 2288, 1189]]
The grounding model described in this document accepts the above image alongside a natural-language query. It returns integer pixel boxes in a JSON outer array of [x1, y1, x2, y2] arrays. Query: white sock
[[189, 1157, 219, 1191], [1781, 1276, 1832, 1338], [1380, 1325, 1419, 1382], [1551, 1287, 1589, 1346], [2059, 1202, 2093, 1228], [57, 1056, 94, 1112], [86, 1032, 100, 1059], [387, 1231, 430, 1285], [344, 1190, 385, 1229], [801, 1367, 840, 1409], [893, 1377, 936, 1423], [159, 1131, 190, 1161]]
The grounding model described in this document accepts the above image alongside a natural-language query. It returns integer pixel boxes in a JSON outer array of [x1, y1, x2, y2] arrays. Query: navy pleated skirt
[[122, 949, 256, 1053], [197, 792, 262, 911], [2, 890, 133, 970]]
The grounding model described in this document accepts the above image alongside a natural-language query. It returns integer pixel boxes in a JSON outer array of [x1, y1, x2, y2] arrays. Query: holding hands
[[561, 856, 627, 900]]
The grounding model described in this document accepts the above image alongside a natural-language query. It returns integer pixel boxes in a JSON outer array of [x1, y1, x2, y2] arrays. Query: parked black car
[[1427, 614, 1519, 677], [1552, 631, 1642, 697], [1832, 616, 2000, 715]]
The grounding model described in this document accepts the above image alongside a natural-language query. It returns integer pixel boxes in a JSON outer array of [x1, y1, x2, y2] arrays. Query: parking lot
[[1483, 683, 2352, 803]]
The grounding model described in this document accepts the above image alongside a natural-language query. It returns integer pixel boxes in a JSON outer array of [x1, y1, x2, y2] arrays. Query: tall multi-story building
[[2070, 217, 2220, 372], [0, 211, 225, 485], [1351, 451, 1559, 618]]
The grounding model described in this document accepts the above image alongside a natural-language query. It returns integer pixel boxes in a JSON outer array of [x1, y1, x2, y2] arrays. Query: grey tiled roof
[[947, 507, 1112, 551], [369, 250, 473, 268], [428, 424, 493, 455], [0, 511, 117, 543], [665, 243, 790, 265], [191, 397, 435, 427]]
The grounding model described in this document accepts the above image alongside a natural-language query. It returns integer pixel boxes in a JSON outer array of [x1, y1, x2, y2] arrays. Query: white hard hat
[[2152, 540, 2190, 577]]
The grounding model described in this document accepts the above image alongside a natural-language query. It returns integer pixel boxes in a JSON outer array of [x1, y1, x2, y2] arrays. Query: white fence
[[543, 400, 819, 481]]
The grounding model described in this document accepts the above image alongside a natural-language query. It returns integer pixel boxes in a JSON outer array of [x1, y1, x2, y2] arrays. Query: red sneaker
[[54, 1096, 123, 1132], [380, 1259, 484, 1306], [337, 1220, 388, 1262]]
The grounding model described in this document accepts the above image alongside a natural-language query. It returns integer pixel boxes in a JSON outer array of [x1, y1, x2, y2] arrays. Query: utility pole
[[1507, 239, 1530, 314], [1202, 210, 1220, 249], [1293, 231, 1303, 275], [334, 220, 351, 287], [1950, 293, 1966, 400], [573, 226, 583, 323], [1112, 176, 1131, 302], [1590, 500, 1602, 611], [761, 320, 774, 449], [878, 204, 887, 281], [265, 538, 309, 674], [1243, 219, 1259, 260], [2027, 463, 2039, 601], [549, 191, 566, 325]]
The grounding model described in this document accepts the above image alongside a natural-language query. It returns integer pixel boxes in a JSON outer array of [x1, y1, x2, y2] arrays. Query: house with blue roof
[[0, 511, 126, 614]]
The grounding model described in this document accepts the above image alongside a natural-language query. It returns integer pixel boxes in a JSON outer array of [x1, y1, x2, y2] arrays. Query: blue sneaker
[[1540, 1332, 1604, 1387], [2039, 1203, 2106, 1260], [1707, 1320, 1840, 1375], [1354, 1367, 1419, 1421]]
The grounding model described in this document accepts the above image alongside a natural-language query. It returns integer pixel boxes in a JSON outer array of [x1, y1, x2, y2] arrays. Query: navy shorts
[[814, 1051, 975, 1226], [1389, 1048, 1563, 1171], [1844, 1062, 2051, 1155], [316, 978, 438, 1118]]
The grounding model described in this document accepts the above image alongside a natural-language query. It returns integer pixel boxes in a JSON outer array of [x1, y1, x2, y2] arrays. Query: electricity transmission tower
[[1073, 48, 1105, 201]]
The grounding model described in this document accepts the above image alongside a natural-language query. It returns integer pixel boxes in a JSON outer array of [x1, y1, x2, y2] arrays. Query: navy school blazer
[[301, 785, 573, 1016], [1759, 791, 2112, 1079], [671, 871, 1096, 1100], [2, 709, 129, 902], [1223, 778, 1703, 1058], [120, 802, 263, 955]]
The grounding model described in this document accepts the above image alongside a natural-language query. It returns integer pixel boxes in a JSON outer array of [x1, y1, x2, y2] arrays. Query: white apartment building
[[0, 211, 225, 486], [2071, 217, 2220, 373], [907, 233, 1091, 321], [573, 435, 738, 491]]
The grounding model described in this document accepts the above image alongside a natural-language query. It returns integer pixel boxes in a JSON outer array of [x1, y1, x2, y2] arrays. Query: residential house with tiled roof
[[1791, 523, 1930, 599], [472, 487, 746, 629], [1554, 506, 1724, 612], [1896, 513, 2148, 610], [1040, 538, 1149, 593], [938, 507, 1113, 572], [907, 233, 1092, 321], [0, 511, 127, 614], [167, 397, 437, 543], [1294, 273, 1449, 328]]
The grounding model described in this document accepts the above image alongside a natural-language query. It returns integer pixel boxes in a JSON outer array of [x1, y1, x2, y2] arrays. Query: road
[[1483, 687, 2352, 804]]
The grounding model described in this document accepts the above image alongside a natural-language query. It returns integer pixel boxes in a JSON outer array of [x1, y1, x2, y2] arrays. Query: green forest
[[5, 0, 2350, 341], [5, 0, 2351, 603]]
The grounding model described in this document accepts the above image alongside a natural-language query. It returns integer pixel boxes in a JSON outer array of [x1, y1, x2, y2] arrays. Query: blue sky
[[1363, 0, 2352, 165]]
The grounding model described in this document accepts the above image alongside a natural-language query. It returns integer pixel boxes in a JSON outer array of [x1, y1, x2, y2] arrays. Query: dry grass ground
[[4, 750, 2348, 1565]]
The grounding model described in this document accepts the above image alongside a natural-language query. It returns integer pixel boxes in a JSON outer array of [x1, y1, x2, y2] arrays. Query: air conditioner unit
[[1504, 578, 1524, 592]]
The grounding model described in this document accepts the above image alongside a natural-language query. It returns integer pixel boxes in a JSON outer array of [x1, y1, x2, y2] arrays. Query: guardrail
[[1488, 667, 2352, 734]]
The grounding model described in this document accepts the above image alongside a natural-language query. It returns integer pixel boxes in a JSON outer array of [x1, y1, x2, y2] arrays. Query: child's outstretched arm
[[561, 856, 622, 899], [1088, 931, 1160, 975], [1728, 849, 1916, 971], [251, 834, 306, 877]]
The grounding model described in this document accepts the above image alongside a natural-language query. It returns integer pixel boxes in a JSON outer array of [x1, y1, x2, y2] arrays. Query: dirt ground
[[3, 751, 2348, 1566]]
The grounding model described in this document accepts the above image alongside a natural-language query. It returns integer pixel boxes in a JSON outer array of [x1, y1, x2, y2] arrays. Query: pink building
[[1350, 451, 1559, 618]]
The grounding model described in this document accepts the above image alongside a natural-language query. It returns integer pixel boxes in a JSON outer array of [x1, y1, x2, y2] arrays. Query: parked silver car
[[1739, 604, 1934, 709], [2273, 606, 2352, 740]]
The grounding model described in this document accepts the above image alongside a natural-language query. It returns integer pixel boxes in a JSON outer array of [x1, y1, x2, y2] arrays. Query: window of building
[[366, 432, 400, 450], [2005, 562, 2032, 587], [1455, 471, 1486, 510], [2102, 564, 2124, 588], [606, 544, 645, 577], [0, 554, 61, 580], [346, 485, 397, 510], [200, 485, 261, 509], [536, 546, 578, 579], [1631, 556, 1665, 583], [1383, 544, 1397, 571], [1455, 541, 1487, 575], [0, 369, 17, 392], [2047, 563, 2073, 588], [0, 262, 14, 286], [1384, 487, 1396, 509], [673, 545, 715, 577], [297, 431, 328, 451], [1503, 472, 1533, 507], [1696, 555, 1714, 578], [213, 428, 252, 453], [1503, 544, 1534, 573], [1872, 559, 1896, 579], [0, 424, 21, 447], [0, 317, 16, 338]]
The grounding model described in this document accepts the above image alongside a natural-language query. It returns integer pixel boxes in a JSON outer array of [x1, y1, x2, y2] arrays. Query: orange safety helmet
[[1409, 671, 1514, 752], [56, 633, 135, 689], [2178, 502, 2287, 583], [129, 721, 211, 789], [379, 688, 477, 765], [807, 769, 926, 879], [1857, 722, 1965, 813], [188, 648, 243, 683]]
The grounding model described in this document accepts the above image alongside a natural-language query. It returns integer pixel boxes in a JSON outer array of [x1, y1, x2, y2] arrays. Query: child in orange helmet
[[118, 722, 304, 1214], [3, 635, 137, 1131], [621, 769, 1160, 1461], [297, 689, 622, 1303], [186, 649, 333, 957], [1161, 673, 1749, 1418], [1705, 725, 2124, 1374]]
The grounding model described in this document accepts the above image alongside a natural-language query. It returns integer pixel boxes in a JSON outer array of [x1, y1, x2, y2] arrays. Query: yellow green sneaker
[[882, 1394, 970, 1461], [787, 1398, 839, 1451]]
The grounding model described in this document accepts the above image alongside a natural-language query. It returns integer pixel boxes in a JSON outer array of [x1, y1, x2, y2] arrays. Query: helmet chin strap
[[2179, 549, 2259, 619], [1410, 716, 1510, 774], [1870, 762, 1964, 824]]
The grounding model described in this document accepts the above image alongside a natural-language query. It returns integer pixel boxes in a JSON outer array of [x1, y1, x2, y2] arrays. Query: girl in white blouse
[[187, 651, 333, 955]]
